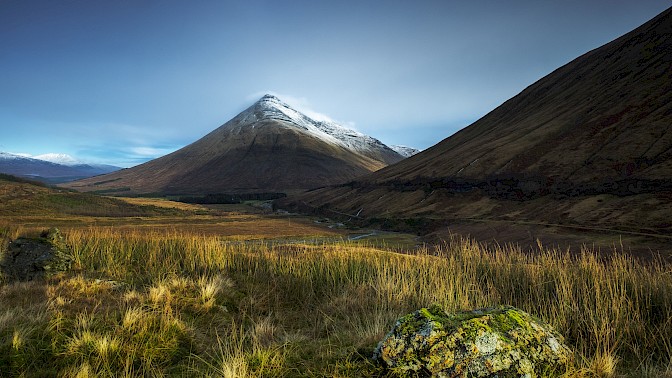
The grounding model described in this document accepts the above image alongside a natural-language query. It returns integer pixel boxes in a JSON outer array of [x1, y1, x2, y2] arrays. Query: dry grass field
[[3, 212, 345, 241], [1, 178, 671, 377]]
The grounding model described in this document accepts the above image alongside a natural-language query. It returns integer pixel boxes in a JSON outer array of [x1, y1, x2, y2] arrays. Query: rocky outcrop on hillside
[[0, 228, 72, 281]]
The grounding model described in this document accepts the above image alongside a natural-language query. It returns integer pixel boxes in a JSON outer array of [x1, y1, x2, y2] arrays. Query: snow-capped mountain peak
[[33, 153, 81, 166], [256, 95, 321, 130], [390, 145, 420, 157], [0, 152, 26, 160], [248, 95, 404, 160]]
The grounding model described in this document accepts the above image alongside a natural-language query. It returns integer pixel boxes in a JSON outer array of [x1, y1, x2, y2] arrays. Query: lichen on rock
[[1, 228, 73, 281], [373, 305, 572, 377]]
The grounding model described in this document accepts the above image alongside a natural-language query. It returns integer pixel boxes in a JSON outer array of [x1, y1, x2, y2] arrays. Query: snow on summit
[[0, 152, 25, 160], [251, 94, 401, 157], [390, 145, 420, 157], [0, 152, 81, 165], [33, 153, 81, 166]]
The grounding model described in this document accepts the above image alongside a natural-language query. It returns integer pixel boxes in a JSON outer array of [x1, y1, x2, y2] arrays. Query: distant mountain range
[[0, 152, 121, 184], [31, 153, 83, 166], [280, 6, 672, 250], [65, 95, 416, 195]]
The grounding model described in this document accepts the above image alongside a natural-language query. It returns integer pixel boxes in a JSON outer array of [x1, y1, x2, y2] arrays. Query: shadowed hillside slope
[[281, 7, 672, 251], [372, 6, 671, 185], [0, 174, 177, 217], [64, 95, 405, 195]]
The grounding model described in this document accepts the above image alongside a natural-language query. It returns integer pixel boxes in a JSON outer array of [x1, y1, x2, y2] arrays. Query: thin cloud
[[129, 146, 176, 157], [8, 152, 32, 157]]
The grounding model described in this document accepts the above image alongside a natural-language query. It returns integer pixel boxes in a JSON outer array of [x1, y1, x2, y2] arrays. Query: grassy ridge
[[1, 228, 671, 376], [0, 176, 186, 218]]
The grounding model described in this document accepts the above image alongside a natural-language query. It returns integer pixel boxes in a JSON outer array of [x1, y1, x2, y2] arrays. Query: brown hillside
[[281, 7, 672, 253], [374, 6, 672, 185]]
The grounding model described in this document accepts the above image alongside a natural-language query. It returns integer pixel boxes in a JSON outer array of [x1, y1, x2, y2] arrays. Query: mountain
[[249, 95, 404, 166], [33, 153, 81, 166], [372, 7, 672, 186], [280, 7, 672, 252], [32, 153, 120, 172], [0, 152, 121, 184], [390, 145, 420, 158], [65, 95, 409, 195]]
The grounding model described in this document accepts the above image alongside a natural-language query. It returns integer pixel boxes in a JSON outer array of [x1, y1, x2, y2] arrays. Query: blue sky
[[1, 0, 670, 167]]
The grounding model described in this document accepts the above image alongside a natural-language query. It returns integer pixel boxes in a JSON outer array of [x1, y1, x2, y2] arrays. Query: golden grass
[[115, 196, 209, 211], [1, 225, 671, 376], [0, 212, 344, 240]]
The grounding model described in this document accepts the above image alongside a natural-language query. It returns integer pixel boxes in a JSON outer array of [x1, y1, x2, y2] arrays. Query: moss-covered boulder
[[1, 228, 72, 281], [373, 305, 572, 377]]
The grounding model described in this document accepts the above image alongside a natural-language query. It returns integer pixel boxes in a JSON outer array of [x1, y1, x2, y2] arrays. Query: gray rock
[[374, 305, 572, 377], [1, 228, 72, 281]]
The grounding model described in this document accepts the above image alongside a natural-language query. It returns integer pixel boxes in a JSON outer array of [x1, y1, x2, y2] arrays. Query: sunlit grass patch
[[48, 276, 203, 376], [116, 196, 208, 211], [198, 275, 231, 311], [192, 323, 287, 378]]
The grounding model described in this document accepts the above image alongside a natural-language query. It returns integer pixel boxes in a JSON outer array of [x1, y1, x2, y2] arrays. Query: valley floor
[[1, 199, 671, 377]]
